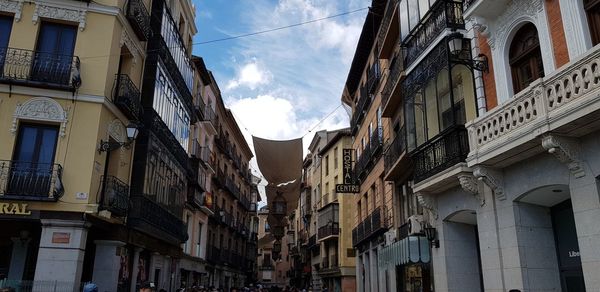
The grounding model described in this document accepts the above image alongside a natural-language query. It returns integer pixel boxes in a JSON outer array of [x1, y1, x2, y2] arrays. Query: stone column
[[369, 246, 378, 292], [129, 248, 142, 292], [475, 185, 506, 292], [33, 219, 89, 292], [355, 256, 363, 292], [569, 168, 600, 291], [92, 240, 125, 292], [362, 252, 370, 292], [8, 237, 30, 280]]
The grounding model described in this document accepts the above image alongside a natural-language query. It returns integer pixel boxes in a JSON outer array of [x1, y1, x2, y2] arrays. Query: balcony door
[[9, 124, 59, 197], [0, 16, 13, 75], [32, 22, 77, 85], [585, 0, 600, 45]]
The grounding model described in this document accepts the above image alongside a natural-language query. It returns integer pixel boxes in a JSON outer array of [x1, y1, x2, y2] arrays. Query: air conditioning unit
[[407, 215, 423, 236], [384, 229, 397, 246]]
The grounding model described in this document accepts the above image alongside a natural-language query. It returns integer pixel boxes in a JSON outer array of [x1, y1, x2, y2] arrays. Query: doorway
[[551, 199, 585, 292]]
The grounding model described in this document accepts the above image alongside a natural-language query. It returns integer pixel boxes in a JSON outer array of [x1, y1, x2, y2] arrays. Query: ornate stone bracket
[[0, 0, 24, 21], [473, 166, 505, 201], [11, 97, 68, 137], [541, 135, 585, 179], [120, 30, 141, 65], [416, 192, 438, 220], [33, 3, 87, 31], [469, 16, 490, 38], [458, 173, 485, 206]]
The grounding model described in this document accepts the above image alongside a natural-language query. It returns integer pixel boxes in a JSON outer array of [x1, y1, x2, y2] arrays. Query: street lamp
[[99, 123, 140, 152], [447, 32, 489, 72], [424, 226, 440, 248]]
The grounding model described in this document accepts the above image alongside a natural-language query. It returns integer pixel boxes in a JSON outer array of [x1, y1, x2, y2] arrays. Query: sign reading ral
[[336, 148, 360, 193], [0, 202, 32, 215]]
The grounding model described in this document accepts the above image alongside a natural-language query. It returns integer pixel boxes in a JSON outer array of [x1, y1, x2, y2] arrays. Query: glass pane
[[13, 126, 37, 163], [436, 69, 452, 130], [405, 99, 416, 151], [0, 16, 13, 48], [400, 0, 410, 40], [408, 0, 420, 31], [419, 0, 430, 18], [38, 128, 59, 165], [425, 79, 439, 138], [414, 89, 426, 147], [452, 65, 476, 124]]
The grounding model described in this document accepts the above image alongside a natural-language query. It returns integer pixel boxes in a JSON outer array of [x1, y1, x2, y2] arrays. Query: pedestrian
[[83, 283, 98, 292], [139, 281, 156, 292]]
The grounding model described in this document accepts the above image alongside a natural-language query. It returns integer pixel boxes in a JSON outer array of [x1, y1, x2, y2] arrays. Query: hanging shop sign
[[335, 149, 360, 193]]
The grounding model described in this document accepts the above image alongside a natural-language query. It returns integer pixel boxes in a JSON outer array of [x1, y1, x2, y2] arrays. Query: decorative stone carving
[[33, 3, 87, 31], [120, 30, 140, 65], [11, 97, 68, 137], [487, 0, 544, 50], [458, 173, 485, 206], [0, 0, 24, 21], [469, 16, 489, 38], [107, 119, 126, 143], [473, 166, 504, 200], [542, 135, 585, 179], [416, 192, 438, 220]]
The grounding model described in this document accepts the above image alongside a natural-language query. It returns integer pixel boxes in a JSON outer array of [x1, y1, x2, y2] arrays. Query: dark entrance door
[[32, 22, 76, 85], [397, 263, 432, 292], [551, 199, 586, 292]]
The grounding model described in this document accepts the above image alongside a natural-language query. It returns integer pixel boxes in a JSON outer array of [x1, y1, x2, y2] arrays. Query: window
[[333, 147, 338, 169], [184, 214, 191, 254], [510, 23, 544, 94], [325, 155, 329, 176], [33, 22, 77, 85], [9, 124, 60, 197], [0, 15, 13, 72], [585, 0, 600, 45], [196, 222, 203, 257], [153, 63, 191, 149]]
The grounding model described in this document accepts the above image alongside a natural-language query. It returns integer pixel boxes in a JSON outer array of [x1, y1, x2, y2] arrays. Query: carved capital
[[416, 192, 438, 220], [458, 173, 478, 194], [12, 97, 68, 137], [473, 166, 504, 200], [541, 135, 585, 178]]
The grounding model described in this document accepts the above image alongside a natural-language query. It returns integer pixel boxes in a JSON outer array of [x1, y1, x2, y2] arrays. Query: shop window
[[585, 0, 600, 45], [509, 23, 544, 94]]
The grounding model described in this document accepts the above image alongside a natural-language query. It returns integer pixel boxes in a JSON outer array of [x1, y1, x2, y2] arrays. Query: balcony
[[381, 54, 404, 118], [147, 110, 190, 170], [100, 175, 129, 217], [411, 125, 469, 183], [126, 0, 151, 40], [201, 106, 217, 135], [402, 0, 465, 69], [225, 177, 240, 199], [308, 235, 317, 249], [0, 47, 80, 91], [467, 45, 600, 168], [194, 93, 206, 120], [191, 142, 211, 168], [377, 0, 399, 59], [127, 194, 188, 244], [220, 210, 233, 227], [0, 160, 63, 201], [207, 245, 220, 263], [352, 206, 388, 247], [463, 0, 510, 19], [367, 62, 381, 94], [353, 127, 384, 180], [384, 126, 410, 181], [350, 86, 371, 134], [239, 195, 251, 211], [318, 222, 340, 241], [113, 74, 143, 121]]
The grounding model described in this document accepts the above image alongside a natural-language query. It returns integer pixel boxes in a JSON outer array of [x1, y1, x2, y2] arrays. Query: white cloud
[[226, 60, 272, 90]]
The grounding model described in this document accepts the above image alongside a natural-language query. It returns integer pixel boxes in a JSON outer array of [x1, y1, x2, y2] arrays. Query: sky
[[190, 0, 367, 201]]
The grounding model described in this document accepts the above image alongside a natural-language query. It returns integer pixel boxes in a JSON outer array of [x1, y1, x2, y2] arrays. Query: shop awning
[[379, 236, 431, 267]]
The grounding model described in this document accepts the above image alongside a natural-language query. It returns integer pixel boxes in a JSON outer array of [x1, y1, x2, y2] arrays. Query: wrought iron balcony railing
[[402, 0, 465, 68], [126, 0, 151, 40], [100, 175, 129, 217], [377, 0, 399, 55], [225, 177, 240, 199], [201, 106, 217, 130], [114, 74, 142, 121], [384, 126, 407, 176], [353, 127, 384, 180], [352, 206, 388, 247], [381, 54, 403, 113], [0, 160, 64, 201], [127, 194, 188, 244], [367, 62, 381, 94], [350, 86, 371, 133], [0, 47, 80, 90], [411, 125, 469, 183], [318, 222, 340, 241], [194, 93, 206, 120]]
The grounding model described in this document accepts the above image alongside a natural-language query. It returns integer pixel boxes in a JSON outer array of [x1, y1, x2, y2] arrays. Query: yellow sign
[[0, 202, 32, 215]]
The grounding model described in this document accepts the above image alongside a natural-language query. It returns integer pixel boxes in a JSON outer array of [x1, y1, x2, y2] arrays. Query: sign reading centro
[[0, 202, 32, 215], [335, 148, 360, 193]]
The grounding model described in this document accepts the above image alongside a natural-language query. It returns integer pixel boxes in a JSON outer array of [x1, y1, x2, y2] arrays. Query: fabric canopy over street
[[252, 136, 303, 226]]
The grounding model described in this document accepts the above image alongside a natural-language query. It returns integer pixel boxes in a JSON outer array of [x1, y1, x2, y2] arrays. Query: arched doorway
[[515, 184, 585, 292], [443, 210, 483, 292], [509, 22, 545, 94]]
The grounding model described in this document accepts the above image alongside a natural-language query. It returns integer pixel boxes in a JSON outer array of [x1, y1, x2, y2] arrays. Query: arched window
[[509, 23, 544, 93], [585, 0, 600, 45]]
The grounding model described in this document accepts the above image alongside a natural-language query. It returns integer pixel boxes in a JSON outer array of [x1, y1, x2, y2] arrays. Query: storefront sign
[[0, 202, 32, 215], [52, 232, 71, 244], [336, 149, 360, 193]]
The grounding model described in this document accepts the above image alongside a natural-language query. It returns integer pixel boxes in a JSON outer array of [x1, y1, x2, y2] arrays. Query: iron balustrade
[[100, 175, 129, 217], [384, 126, 407, 174], [402, 0, 465, 68], [192, 143, 211, 167], [126, 0, 151, 40], [411, 125, 469, 182], [201, 106, 217, 128], [0, 160, 63, 201], [352, 206, 388, 247], [381, 54, 403, 109], [0, 47, 80, 90], [318, 222, 340, 240], [194, 93, 206, 120], [377, 0, 399, 54], [367, 62, 381, 94], [220, 210, 233, 226], [147, 110, 190, 171], [114, 74, 143, 121], [370, 127, 384, 154], [240, 195, 251, 211], [350, 86, 371, 133], [225, 177, 240, 199], [354, 127, 384, 180], [127, 194, 188, 243]]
